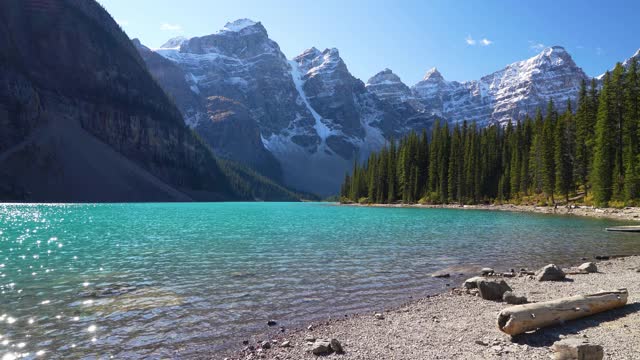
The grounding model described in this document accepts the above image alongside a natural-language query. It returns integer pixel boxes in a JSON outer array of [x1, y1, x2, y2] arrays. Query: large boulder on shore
[[551, 338, 603, 360], [537, 264, 566, 281], [578, 262, 598, 273], [477, 280, 512, 301], [463, 276, 485, 289]]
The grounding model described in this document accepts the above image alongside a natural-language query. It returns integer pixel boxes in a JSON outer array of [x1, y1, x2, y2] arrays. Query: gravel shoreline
[[227, 256, 640, 360], [339, 203, 640, 222]]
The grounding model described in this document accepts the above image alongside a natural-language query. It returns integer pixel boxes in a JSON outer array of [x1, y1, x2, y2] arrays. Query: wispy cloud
[[465, 35, 476, 46], [596, 47, 603, 56], [161, 23, 182, 31], [528, 41, 546, 52], [466, 35, 492, 47]]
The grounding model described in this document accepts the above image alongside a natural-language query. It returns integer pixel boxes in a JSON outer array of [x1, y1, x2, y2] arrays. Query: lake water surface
[[1, 202, 639, 358]]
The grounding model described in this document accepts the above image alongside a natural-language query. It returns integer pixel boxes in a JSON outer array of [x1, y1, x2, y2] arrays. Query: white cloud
[[161, 23, 182, 31], [528, 41, 546, 52], [465, 35, 476, 46], [480, 38, 492, 46]]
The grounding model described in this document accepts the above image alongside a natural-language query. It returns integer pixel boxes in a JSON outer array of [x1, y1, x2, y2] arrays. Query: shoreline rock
[[229, 256, 640, 360]]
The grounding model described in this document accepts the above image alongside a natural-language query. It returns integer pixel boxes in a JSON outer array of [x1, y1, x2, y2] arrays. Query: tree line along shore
[[340, 60, 640, 209]]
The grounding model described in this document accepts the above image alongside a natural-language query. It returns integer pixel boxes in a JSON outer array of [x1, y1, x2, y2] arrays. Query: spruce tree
[[592, 73, 616, 206], [542, 101, 557, 204], [622, 59, 640, 202], [555, 103, 575, 202]]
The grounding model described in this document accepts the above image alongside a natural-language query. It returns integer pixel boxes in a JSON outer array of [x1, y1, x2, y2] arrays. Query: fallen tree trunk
[[497, 289, 628, 335]]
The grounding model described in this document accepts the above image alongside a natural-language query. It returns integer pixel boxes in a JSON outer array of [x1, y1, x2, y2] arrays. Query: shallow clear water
[[1, 202, 639, 358]]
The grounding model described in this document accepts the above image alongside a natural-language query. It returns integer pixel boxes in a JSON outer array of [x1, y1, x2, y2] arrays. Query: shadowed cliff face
[[0, 0, 237, 201], [197, 97, 283, 181], [133, 41, 283, 182]]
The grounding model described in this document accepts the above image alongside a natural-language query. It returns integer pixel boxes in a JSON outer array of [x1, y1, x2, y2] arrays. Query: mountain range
[[138, 19, 639, 196], [1, 3, 638, 200], [0, 1, 301, 202]]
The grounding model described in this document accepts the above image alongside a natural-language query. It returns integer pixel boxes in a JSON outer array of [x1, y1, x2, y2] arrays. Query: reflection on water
[[0, 202, 638, 358]]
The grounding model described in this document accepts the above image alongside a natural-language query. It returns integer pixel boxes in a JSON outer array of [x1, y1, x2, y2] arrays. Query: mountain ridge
[[141, 18, 638, 195]]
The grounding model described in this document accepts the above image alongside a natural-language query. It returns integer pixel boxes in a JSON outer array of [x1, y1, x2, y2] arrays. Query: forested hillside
[[340, 61, 640, 207]]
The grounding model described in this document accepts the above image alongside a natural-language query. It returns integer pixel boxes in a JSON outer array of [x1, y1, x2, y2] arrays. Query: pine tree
[[623, 59, 640, 202], [530, 109, 545, 195], [610, 64, 626, 200], [542, 101, 557, 204], [387, 139, 397, 203], [592, 73, 616, 206], [555, 102, 575, 202]]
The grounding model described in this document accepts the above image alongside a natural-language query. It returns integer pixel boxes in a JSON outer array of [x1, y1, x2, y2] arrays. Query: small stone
[[374, 313, 385, 320], [280, 340, 291, 348], [305, 336, 316, 342], [536, 264, 566, 281], [267, 320, 277, 326], [307, 325, 313, 330], [503, 291, 528, 304], [309, 339, 332, 355], [330, 338, 344, 354], [477, 280, 512, 301], [578, 262, 598, 273], [432, 272, 450, 278], [481, 267, 494, 275], [503, 272, 515, 278], [552, 338, 603, 360], [475, 340, 488, 346], [242, 340, 249, 345], [260, 341, 271, 349], [280, 326, 286, 333]]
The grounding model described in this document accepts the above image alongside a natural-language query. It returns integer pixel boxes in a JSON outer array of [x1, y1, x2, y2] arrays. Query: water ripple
[[0, 202, 638, 358]]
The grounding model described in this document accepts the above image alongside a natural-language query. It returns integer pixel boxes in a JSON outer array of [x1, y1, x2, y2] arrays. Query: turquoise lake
[[1, 202, 639, 358]]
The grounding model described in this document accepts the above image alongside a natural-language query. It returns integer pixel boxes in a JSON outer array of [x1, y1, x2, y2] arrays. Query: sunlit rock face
[[144, 17, 592, 195], [145, 20, 401, 195]]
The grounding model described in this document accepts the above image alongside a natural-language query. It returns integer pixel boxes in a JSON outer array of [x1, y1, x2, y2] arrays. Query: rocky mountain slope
[[0, 0, 298, 202], [379, 46, 589, 126], [143, 20, 402, 195], [134, 40, 283, 181], [145, 18, 607, 195]]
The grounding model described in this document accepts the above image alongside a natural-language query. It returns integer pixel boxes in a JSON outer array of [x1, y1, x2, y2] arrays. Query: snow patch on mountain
[[288, 60, 333, 141], [221, 19, 258, 33], [409, 46, 587, 125], [160, 36, 188, 50]]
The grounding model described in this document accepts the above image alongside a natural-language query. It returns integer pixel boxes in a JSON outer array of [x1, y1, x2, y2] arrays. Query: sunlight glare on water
[[0, 202, 638, 358]]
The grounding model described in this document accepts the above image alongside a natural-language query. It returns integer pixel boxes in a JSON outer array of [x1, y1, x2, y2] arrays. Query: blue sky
[[100, 0, 640, 84]]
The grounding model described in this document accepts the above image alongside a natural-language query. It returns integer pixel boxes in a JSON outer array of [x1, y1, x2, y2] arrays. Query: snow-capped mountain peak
[[294, 47, 345, 77], [409, 45, 587, 126], [622, 48, 640, 67], [366, 68, 404, 86], [220, 18, 259, 33], [423, 67, 444, 81], [160, 36, 188, 50]]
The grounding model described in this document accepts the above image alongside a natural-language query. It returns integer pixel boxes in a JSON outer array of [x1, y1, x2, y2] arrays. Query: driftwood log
[[497, 289, 628, 335]]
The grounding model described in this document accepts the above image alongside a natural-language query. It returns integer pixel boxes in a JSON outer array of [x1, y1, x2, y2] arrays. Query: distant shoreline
[[338, 202, 640, 222]]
